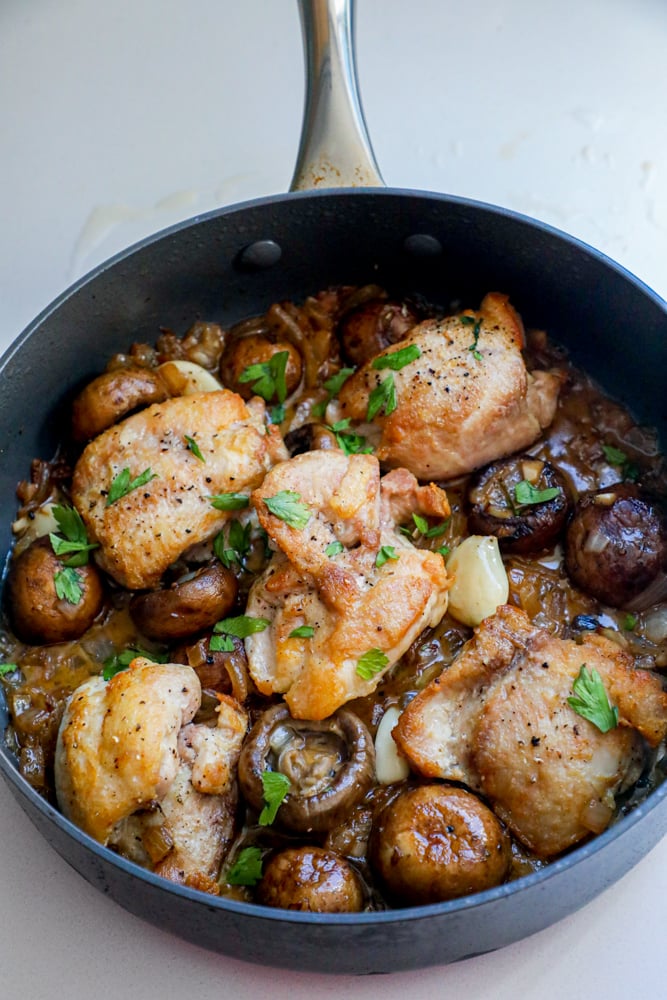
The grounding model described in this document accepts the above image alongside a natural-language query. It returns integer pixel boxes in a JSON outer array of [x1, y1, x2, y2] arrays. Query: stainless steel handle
[[290, 0, 384, 191]]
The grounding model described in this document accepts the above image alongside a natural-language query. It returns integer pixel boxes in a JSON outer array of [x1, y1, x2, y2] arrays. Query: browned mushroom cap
[[338, 299, 419, 367], [71, 366, 169, 442], [129, 563, 238, 641], [257, 846, 364, 913], [219, 334, 302, 402], [6, 536, 104, 644], [283, 422, 338, 456], [238, 704, 375, 834], [565, 484, 667, 608], [369, 784, 511, 906], [468, 455, 570, 554]]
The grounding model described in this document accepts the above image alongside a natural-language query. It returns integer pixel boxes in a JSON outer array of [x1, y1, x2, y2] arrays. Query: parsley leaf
[[514, 480, 562, 506], [371, 343, 422, 371], [259, 770, 290, 826], [356, 648, 389, 680], [227, 846, 263, 886], [367, 374, 397, 421], [49, 504, 99, 567], [208, 492, 250, 511], [436, 544, 450, 559], [238, 351, 289, 404], [213, 520, 252, 569], [263, 490, 311, 529], [54, 567, 83, 605], [311, 367, 356, 418], [567, 664, 619, 733], [269, 403, 286, 424], [375, 545, 398, 568], [0, 663, 18, 677], [102, 646, 167, 681], [185, 435, 205, 462], [209, 634, 235, 653], [213, 615, 270, 639], [623, 613, 638, 632], [330, 419, 373, 456], [106, 467, 157, 506], [325, 540, 344, 558], [462, 317, 483, 361], [289, 625, 315, 638], [602, 443, 639, 482]]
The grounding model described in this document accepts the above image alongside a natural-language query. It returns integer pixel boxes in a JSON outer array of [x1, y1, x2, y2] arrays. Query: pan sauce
[[2, 285, 667, 910]]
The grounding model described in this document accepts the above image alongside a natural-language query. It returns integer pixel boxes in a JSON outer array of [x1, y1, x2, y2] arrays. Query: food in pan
[[2, 284, 666, 912]]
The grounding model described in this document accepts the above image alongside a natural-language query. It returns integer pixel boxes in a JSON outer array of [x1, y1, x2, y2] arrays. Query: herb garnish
[[367, 375, 397, 421], [214, 520, 252, 569], [269, 403, 286, 425], [102, 647, 168, 681], [263, 490, 311, 529], [311, 367, 356, 418], [514, 481, 562, 506], [239, 350, 290, 404], [106, 467, 157, 506], [325, 540, 344, 558], [54, 566, 83, 605], [49, 504, 99, 567], [0, 664, 17, 678], [371, 344, 421, 371], [411, 513, 450, 538], [213, 615, 270, 640], [356, 648, 389, 680], [330, 418, 373, 456], [259, 770, 291, 826], [289, 625, 315, 639], [623, 613, 638, 632], [567, 664, 619, 733], [227, 846, 263, 886], [375, 545, 398, 568], [185, 435, 205, 462], [208, 492, 250, 511], [461, 315, 483, 361], [602, 444, 639, 483]]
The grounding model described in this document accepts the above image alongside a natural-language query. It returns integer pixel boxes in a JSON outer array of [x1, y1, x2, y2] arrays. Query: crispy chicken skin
[[71, 390, 287, 589], [336, 293, 562, 480], [394, 605, 667, 857], [56, 661, 247, 889], [245, 451, 451, 720]]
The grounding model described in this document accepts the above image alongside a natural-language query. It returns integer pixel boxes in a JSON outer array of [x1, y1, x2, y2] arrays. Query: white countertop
[[2, 1, 667, 997]]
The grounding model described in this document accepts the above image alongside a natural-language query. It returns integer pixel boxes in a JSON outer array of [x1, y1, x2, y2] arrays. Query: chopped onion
[[583, 529, 609, 554]]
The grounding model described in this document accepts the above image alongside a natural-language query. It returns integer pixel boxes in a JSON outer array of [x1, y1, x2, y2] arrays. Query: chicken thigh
[[394, 605, 667, 856], [336, 293, 561, 480], [245, 451, 451, 720], [71, 390, 287, 589]]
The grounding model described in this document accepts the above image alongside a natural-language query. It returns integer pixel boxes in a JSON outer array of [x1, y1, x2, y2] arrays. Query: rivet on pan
[[237, 239, 283, 270], [403, 234, 443, 257]]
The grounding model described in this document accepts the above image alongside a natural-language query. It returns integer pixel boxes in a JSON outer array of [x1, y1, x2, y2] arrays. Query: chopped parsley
[[371, 344, 421, 371], [356, 648, 389, 680], [259, 770, 290, 826], [227, 846, 263, 886], [602, 443, 639, 482], [436, 544, 450, 559], [567, 664, 619, 733], [185, 435, 205, 462], [623, 613, 638, 632], [54, 566, 83, 605], [330, 418, 373, 456], [0, 663, 18, 678], [514, 480, 562, 506], [269, 403, 286, 425], [263, 490, 311, 529], [214, 519, 252, 569], [411, 513, 450, 538], [238, 350, 289, 404], [461, 315, 483, 361], [106, 467, 157, 506], [325, 540, 344, 558], [375, 545, 398, 568], [289, 625, 315, 639], [311, 367, 357, 418], [213, 615, 270, 640], [102, 647, 168, 681], [208, 492, 250, 511], [367, 374, 397, 421], [49, 504, 99, 568], [209, 634, 235, 653]]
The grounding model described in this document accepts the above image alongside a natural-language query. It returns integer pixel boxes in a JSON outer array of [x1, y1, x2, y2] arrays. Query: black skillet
[[1, 0, 666, 975]]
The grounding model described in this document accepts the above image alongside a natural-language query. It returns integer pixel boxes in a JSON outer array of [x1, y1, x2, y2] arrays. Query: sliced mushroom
[[7, 536, 104, 643], [238, 703, 375, 833], [468, 455, 570, 553], [129, 563, 238, 641], [71, 366, 169, 442]]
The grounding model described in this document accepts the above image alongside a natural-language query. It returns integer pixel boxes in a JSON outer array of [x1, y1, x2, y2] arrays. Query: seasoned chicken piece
[[394, 605, 667, 857], [71, 390, 287, 589], [336, 293, 561, 480], [245, 451, 451, 720], [57, 660, 247, 891], [55, 658, 201, 843]]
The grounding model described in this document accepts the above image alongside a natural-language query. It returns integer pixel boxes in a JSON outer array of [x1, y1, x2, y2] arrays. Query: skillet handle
[[290, 0, 384, 190]]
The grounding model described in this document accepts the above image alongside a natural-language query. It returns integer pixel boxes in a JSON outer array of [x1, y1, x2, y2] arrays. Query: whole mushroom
[[129, 563, 238, 641]]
